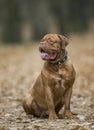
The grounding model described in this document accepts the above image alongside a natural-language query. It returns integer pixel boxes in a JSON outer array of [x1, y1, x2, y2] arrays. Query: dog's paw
[[65, 110, 74, 119], [49, 113, 58, 120], [62, 110, 75, 119]]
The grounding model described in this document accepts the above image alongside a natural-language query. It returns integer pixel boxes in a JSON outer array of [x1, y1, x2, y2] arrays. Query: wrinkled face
[[39, 34, 68, 61]]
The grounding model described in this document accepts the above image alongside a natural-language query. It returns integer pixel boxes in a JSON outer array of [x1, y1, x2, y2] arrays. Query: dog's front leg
[[45, 86, 58, 120], [62, 86, 74, 119]]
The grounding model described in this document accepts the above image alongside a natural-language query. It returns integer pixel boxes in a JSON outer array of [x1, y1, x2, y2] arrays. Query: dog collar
[[48, 51, 68, 80], [49, 51, 68, 65]]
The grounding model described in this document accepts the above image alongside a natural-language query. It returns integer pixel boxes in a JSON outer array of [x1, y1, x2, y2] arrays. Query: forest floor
[[0, 33, 94, 130]]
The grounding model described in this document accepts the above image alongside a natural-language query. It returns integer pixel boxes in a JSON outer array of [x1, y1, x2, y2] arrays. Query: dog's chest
[[52, 77, 66, 98], [55, 77, 65, 90]]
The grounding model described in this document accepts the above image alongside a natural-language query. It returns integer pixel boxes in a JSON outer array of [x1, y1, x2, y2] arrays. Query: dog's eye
[[48, 39, 53, 43]]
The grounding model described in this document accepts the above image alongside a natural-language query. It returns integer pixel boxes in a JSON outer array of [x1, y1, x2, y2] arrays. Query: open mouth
[[40, 49, 57, 60]]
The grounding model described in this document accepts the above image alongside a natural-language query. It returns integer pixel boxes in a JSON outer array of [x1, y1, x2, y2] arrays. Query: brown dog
[[23, 34, 76, 120]]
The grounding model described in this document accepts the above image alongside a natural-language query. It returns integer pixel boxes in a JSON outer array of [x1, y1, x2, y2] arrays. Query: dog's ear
[[58, 35, 69, 49]]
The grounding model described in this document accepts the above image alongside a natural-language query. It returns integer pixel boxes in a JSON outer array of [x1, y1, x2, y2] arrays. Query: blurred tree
[[49, 0, 94, 34], [29, 0, 50, 40], [1, 0, 21, 43], [0, 0, 94, 43]]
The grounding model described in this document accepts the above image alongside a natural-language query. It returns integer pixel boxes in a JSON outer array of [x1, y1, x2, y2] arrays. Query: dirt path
[[0, 34, 94, 130]]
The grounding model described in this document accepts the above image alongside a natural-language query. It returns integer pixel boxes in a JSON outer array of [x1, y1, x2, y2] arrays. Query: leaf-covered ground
[[0, 34, 94, 130]]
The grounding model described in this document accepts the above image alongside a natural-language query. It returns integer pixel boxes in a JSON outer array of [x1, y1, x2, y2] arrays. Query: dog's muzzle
[[39, 47, 57, 60]]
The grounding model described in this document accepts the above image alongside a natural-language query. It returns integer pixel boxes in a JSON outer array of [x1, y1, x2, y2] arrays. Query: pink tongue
[[41, 52, 49, 59]]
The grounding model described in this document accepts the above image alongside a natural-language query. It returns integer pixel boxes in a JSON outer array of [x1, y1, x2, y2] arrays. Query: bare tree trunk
[[2, 0, 21, 43]]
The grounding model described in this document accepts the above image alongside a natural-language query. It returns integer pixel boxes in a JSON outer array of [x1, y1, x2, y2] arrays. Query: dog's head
[[39, 34, 69, 61]]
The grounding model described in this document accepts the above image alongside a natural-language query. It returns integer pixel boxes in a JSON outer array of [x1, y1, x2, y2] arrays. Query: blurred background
[[0, 0, 94, 44], [0, 0, 94, 128]]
